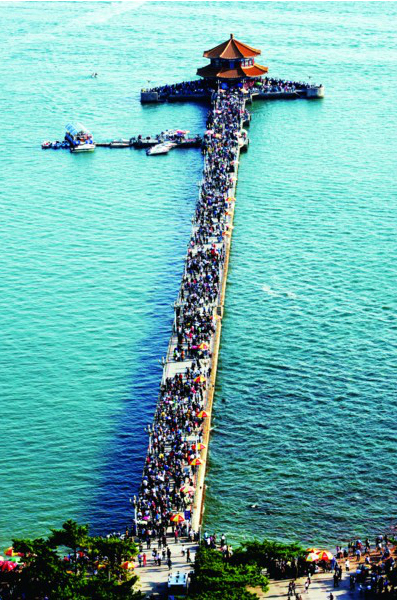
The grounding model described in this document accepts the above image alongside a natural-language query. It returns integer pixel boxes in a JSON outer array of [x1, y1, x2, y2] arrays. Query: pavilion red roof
[[197, 62, 268, 80], [203, 34, 261, 59]]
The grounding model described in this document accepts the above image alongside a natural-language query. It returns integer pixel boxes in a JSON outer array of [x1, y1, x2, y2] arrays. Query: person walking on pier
[[135, 86, 246, 551], [186, 548, 191, 563], [167, 556, 172, 570], [143, 553, 147, 567]]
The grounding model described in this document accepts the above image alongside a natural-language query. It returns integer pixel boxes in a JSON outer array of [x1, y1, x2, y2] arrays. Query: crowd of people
[[141, 79, 215, 99], [142, 75, 316, 101], [244, 76, 315, 94], [135, 86, 246, 551]]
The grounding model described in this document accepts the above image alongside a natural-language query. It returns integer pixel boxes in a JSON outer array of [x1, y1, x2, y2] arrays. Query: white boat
[[146, 141, 176, 156], [110, 138, 130, 148], [71, 142, 96, 153], [65, 123, 96, 153]]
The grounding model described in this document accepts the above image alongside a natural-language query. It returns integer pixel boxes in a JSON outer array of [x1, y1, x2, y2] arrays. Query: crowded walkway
[[135, 85, 247, 596], [141, 75, 316, 101]]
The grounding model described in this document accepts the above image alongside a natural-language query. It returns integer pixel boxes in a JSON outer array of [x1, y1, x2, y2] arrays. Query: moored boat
[[109, 139, 131, 148], [146, 141, 176, 156], [65, 123, 96, 153]]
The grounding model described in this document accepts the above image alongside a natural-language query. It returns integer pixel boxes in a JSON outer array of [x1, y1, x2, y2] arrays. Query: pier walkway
[[135, 75, 323, 600], [134, 87, 246, 597]]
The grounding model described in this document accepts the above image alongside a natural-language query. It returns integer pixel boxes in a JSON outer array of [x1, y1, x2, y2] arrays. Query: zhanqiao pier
[[133, 35, 324, 598]]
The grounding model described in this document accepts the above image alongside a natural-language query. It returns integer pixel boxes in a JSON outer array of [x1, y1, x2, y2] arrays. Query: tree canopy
[[0, 520, 142, 600], [189, 545, 269, 599], [230, 539, 307, 579]]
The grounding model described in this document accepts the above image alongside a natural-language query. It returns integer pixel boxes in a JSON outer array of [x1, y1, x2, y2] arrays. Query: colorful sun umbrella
[[198, 342, 209, 350], [317, 550, 333, 561], [170, 513, 185, 523], [197, 411, 208, 419], [306, 552, 320, 562], [192, 443, 206, 451], [1, 561, 18, 572], [189, 457, 204, 466], [4, 547, 16, 557], [194, 375, 206, 384], [121, 561, 135, 570], [180, 484, 195, 494]]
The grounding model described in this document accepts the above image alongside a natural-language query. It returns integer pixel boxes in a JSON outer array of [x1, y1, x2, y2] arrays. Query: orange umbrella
[[189, 457, 204, 466], [198, 342, 209, 350], [121, 561, 135, 570], [317, 550, 333, 561], [170, 513, 185, 523], [4, 548, 16, 558], [192, 443, 206, 451], [197, 410, 208, 418], [194, 375, 206, 384], [227, 197, 236, 202]]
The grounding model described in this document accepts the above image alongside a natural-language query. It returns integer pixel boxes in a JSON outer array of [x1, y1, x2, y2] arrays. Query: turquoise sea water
[[1, 2, 397, 549]]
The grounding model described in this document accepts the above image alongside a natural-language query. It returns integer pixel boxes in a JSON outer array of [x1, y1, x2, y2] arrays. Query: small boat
[[146, 141, 176, 156], [53, 141, 62, 150], [65, 123, 96, 153], [41, 140, 52, 149], [109, 139, 131, 148], [132, 136, 161, 149]]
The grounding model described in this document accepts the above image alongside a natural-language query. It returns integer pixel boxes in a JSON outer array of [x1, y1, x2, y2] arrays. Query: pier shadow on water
[[84, 150, 205, 537]]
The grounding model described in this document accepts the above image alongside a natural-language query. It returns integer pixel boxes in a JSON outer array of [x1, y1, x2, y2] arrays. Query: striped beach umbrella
[[170, 513, 185, 523], [194, 375, 206, 384], [189, 457, 204, 466], [306, 552, 320, 562], [192, 443, 206, 451], [317, 550, 333, 561], [180, 484, 195, 494], [197, 410, 208, 419], [198, 342, 209, 350]]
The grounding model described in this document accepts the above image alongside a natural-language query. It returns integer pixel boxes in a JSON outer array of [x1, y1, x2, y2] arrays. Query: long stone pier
[[135, 87, 247, 598]]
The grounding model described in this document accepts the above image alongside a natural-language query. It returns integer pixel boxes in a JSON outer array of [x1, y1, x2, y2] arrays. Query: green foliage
[[232, 539, 306, 566], [188, 538, 307, 597], [189, 545, 268, 599], [6, 520, 143, 600], [230, 539, 306, 579]]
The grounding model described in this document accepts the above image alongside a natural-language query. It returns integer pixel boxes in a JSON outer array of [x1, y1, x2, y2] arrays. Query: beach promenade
[[263, 570, 350, 600]]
